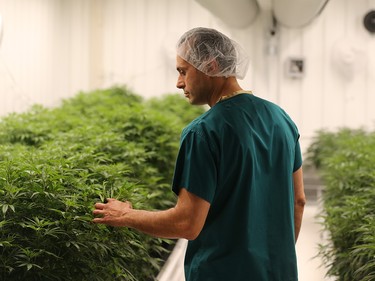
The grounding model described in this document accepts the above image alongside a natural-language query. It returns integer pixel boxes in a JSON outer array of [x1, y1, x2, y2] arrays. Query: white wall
[[0, 0, 374, 152], [0, 0, 91, 113]]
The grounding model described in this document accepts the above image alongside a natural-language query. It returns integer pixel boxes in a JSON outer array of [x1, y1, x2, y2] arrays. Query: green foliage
[[0, 87, 205, 280], [146, 93, 207, 127], [306, 128, 375, 281]]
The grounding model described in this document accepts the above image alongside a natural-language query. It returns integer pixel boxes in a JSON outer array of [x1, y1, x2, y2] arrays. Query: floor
[[296, 203, 333, 281]]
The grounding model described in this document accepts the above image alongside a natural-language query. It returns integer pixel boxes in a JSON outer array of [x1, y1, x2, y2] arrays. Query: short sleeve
[[293, 137, 302, 172], [172, 130, 217, 204]]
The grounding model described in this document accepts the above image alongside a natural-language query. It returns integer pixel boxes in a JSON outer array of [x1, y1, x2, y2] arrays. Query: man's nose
[[176, 77, 184, 89]]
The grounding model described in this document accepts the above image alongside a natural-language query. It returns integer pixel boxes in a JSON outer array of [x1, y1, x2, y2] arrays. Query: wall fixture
[[266, 15, 279, 56], [364, 10, 375, 34], [331, 37, 366, 81], [285, 57, 305, 79]]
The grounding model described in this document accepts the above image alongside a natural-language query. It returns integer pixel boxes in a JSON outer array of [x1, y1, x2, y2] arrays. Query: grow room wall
[[0, 0, 374, 153]]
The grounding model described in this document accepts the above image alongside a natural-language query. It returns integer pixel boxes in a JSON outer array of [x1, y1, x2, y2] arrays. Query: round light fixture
[[364, 10, 375, 34]]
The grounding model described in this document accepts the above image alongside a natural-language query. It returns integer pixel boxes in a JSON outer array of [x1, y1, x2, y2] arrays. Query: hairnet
[[176, 27, 249, 79]]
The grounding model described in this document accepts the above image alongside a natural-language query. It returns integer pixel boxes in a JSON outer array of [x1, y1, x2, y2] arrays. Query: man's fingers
[[96, 198, 117, 207], [92, 209, 104, 216], [92, 218, 104, 224], [94, 202, 106, 210]]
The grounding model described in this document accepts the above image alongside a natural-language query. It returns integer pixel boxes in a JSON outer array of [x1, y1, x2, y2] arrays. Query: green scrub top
[[172, 93, 302, 281]]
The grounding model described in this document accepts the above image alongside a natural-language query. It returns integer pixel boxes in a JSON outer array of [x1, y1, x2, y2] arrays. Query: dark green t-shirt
[[172, 93, 302, 281]]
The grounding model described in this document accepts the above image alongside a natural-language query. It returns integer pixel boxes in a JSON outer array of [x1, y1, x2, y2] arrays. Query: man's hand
[[92, 188, 210, 239], [92, 198, 132, 227]]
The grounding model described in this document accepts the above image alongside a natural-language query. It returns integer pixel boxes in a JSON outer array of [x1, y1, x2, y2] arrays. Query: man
[[93, 27, 306, 281]]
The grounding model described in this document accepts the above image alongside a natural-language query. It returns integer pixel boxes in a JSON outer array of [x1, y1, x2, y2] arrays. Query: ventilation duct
[[195, 0, 259, 29], [272, 0, 329, 28], [196, 0, 329, 29]]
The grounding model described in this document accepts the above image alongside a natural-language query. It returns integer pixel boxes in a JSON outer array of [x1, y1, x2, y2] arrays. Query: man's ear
[[205, 60, 219, 75]]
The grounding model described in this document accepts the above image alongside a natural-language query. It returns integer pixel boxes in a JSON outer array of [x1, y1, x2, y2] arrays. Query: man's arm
[[293, 166, 306, 243], [93, 188, 210, 240]]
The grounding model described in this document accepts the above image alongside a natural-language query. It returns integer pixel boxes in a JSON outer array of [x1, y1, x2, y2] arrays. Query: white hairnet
[[176, 27, 249, 79]]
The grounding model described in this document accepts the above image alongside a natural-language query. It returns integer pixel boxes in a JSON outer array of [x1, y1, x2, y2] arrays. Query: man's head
[[176, 27, 249, 79]]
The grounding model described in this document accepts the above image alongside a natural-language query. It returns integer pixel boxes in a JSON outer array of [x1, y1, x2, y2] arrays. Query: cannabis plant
[[306, 128, 375, 281], [0, 87, 205, 280]]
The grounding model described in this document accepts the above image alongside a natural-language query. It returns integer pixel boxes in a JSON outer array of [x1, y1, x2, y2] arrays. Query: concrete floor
[[157, 202, 334, 281], [296, 203, 333, 281]]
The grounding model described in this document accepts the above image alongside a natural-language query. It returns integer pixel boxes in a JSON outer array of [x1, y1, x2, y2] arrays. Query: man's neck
[[208, 77, 242, 107]]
